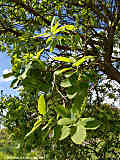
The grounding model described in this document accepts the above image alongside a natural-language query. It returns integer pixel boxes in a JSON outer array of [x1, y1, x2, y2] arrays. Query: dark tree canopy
[[0, 0, 120, 83]]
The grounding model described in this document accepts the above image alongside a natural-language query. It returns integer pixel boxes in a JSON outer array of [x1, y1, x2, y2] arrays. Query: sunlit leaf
[[67, 92, 78, 99], [59, 126, 71, 140], [51, 18, 60, 33], [60, 79, 72, 88], [46, 37, 52, 45], [65, 25, 76, 31], [18, 62, 32, 80], [71, 124, 86, 144], [33, 32, 51, 38], [58, 118, 73, 125], [54, 56, 73, 63], [53, 26, 66, 34], [51, 16, 56, 31], [72, 56, 95, 67], [54, 68, 72, 75], [36, 48, 44, 59], [38, 95, 46, 115]]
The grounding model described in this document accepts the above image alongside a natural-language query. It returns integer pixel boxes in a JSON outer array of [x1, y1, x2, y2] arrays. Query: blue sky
[[0, 53, 19, 96]]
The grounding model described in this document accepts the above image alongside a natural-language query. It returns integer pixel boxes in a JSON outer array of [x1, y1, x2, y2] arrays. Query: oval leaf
[[59, 126, 71, 140], [71, 125, 86, 144], [38, 95, 46, 115]]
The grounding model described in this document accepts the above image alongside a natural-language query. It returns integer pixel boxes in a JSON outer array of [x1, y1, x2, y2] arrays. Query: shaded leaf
[[10, 79, 19, 88], [25, 118, 42, 138], [55, 105, 68, 117], [80, 118, 101, 130], [3, 72, 13, 79], [85, 120, 101, 130], [54, 125, 61, 139]]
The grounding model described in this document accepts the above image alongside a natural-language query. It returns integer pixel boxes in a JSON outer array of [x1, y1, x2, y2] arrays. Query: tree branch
[[11, 0, 51, 25]]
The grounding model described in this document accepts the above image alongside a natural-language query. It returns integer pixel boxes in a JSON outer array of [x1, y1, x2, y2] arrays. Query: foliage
[[1, 95, 120, 159], [0, 0, 120, 159]]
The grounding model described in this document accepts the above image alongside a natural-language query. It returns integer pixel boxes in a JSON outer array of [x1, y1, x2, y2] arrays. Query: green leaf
[[54, 68, 72, 75], [80, 117, 95, 125], [72, 56, 95, 67], [71, 124, 86, 144], [42, 118, 53, 131], [60, 79, 72, 88], [54, 125, 61, 139], [25, 118, 42, 138], [81, 97, 87, 112], [59, 126, 71, 140], [10, 79, 19, 88], [38, 95, 46, 115], [65, 25, 76, 31], [33, 32, 51, 38], [3, 72, 13, 78], [53, 24, 76, 34], [53, 26, 66, 34], [54, 56, 73, 63], [50, 43, 54, 52], [64, 71, 75, 78], [80, 118, 101, 130], [58, 118, 73, 125], [51, 16, 56, 32], [84, 120, 101, 130], [34, 117, 42, 127], [18, 62, 32, 80], [67, 92, 77, 99], [55, 105, 68, 117], [51, 19, 60, 33], [36, 48, 44, 59], [46, 37, 52, 46]]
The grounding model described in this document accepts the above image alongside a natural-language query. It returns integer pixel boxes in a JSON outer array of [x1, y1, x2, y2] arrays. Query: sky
[[0, 53, 19, 96]]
